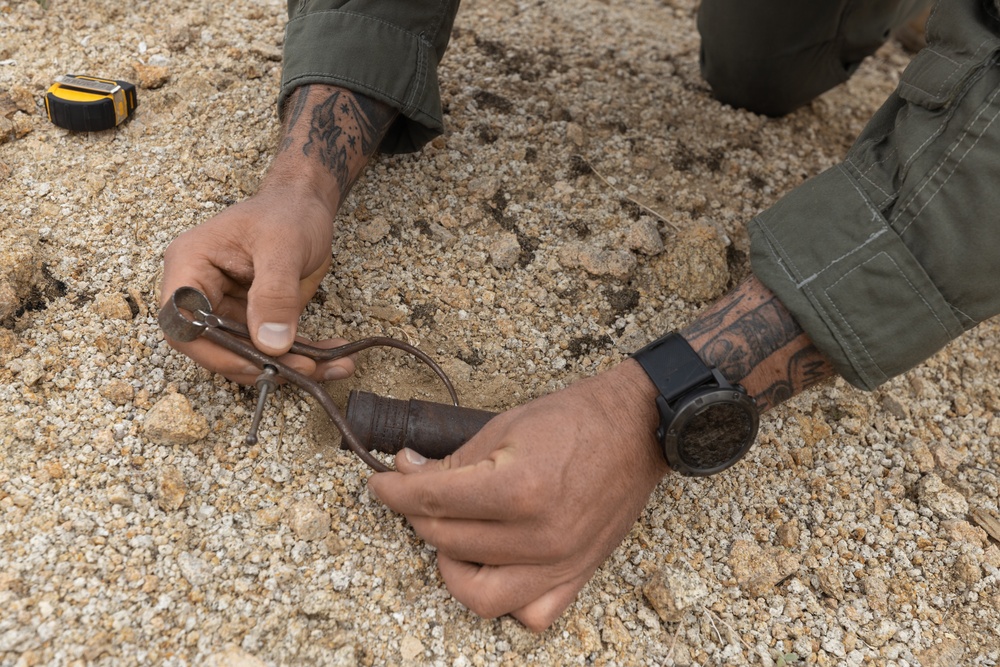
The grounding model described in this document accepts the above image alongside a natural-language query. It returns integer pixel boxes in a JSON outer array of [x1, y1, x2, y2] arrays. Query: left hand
[[367, 360, 669, 632]]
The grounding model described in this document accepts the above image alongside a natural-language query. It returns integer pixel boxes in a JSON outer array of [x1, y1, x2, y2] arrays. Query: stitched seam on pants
[[848, 157, 893, 202], [895, 80, 1000, 235], [899, 38, 991, 99], [835, 251, 951, 336], [817, 277, 879, 384], [794, 165, 889, 289], [755, 226, 874, 386], [284, 73, 409, 107]]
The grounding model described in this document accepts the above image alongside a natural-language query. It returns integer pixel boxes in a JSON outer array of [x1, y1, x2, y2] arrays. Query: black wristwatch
[[631, 333, 759, 476]]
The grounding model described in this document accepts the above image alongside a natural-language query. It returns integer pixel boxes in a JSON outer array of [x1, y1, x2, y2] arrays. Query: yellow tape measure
[[45, 74, 138, 132]]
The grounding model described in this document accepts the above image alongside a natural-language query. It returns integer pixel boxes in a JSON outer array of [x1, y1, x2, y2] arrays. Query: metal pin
[[246, 365, 278, 445]]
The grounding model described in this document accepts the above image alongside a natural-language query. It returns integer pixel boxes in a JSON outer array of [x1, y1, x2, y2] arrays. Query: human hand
[[159, 183, 355, 385], [367, 360, 668, 632]]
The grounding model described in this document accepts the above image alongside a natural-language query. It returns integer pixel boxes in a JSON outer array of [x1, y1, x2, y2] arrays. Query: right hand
[[159, 183, 355, 385]]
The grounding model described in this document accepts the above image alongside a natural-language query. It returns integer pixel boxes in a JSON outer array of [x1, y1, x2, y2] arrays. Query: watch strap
[[631, 333, 715, 403]]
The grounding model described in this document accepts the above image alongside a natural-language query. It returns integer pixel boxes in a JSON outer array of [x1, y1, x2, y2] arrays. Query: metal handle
[[346, 390, 497, 459]]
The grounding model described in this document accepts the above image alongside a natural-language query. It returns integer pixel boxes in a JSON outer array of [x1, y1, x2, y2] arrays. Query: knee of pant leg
[[699, 43, 850, 117]]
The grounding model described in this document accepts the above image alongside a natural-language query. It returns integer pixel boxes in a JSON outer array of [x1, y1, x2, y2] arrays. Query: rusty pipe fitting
[[345, 390, 497, 459]]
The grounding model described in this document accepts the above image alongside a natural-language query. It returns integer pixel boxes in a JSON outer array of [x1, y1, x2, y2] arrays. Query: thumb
[[246, 260, 304, 355], [394, 448, 448, 474]]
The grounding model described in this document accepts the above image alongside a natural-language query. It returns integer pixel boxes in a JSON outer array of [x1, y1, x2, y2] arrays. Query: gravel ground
[[2, 0, 999, 665]]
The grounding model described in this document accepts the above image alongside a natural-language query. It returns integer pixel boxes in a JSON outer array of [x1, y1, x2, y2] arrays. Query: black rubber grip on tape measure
[[45, 79, 138, 132]]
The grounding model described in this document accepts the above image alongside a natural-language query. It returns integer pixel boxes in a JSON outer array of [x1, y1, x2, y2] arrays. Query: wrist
[[260, 150, 344, 215], [598, 359, 669, 477]]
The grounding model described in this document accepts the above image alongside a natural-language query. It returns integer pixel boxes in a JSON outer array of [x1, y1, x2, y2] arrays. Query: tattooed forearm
[[271, 85, 398, 206], [701, 298, 803, 380], [681, 276, 836, 412], [301, 89, 396, 193], [753, 344, 835, 411]]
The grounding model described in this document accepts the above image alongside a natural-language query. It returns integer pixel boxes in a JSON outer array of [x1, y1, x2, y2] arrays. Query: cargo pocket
[[823, 248, 963, 386], [897, 41, 994, 110]]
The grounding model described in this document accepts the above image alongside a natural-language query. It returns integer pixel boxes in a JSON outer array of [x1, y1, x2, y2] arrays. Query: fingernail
[[323, 365, 352, 381], [403, 448, 427, 465], [257, 322, 292, 350]]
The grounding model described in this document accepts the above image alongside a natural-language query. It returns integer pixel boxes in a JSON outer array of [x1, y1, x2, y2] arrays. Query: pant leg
[[697, 0, 934, 116]]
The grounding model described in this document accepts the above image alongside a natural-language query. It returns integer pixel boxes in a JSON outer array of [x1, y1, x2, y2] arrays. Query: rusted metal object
[[158, 286, 477, 472], [346, 390, 496, 459]]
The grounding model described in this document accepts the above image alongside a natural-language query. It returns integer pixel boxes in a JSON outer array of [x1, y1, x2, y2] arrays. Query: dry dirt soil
[[1, 0, 999, 665]]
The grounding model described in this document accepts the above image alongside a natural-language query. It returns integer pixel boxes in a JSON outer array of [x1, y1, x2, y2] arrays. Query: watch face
[[664, 388, 759, 476], [677, 400, 756, 470]]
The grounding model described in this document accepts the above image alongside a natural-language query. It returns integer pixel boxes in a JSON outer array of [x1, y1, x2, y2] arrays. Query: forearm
[[680, 274, 836, 412], [262, 84, 398, 215]]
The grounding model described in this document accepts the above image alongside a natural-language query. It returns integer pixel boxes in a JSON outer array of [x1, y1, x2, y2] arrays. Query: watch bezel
[[658, 382, 760, 476]]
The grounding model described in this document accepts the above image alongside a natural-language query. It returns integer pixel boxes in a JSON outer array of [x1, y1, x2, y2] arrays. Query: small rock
[[983, 544, 1000, 568], [776, 521, 800, 548], [10, 358, 44, 386], [177, 551, 212, 587], [642, 564, 709, 623], [859, 618, 899, 648], [203, 161, 228, 183], [157, 465, 187, 511], [300, 590, 338, 617], [0, 280, 17, 321], [488, 232, 521, 269], [931, 443, 965, 473], [565, 122, 585, 147], [971, 508, 1000, 543], [249, 43, 283, 61], [400, 636, 424, 662], [424, 220, 456, 245], [915, 637, 966, 667], [953, 552, 982, 586], [166, 25, 196, 51], [815, 566, 845, 601], [916, 473, 969, 519], [357, 217, 391, 244], [107, 486, 132, 507], [909, 440, 936, 473], [100, 379, 135, 405], [880, 393, 910, 420], [132, 62, 170, 89], [660, 223, 729, 302], [941, 519, 987, 547], [599, 615, 630, 649], [578, 247, 637, 280], [625, 218, 663, 255], [143, 391, 209, 446], [0, 234, 46, 322], [93, 293, 134, 320], [728, 539, 800, 598], [567, 616, 601, 654], [0, 117, 14, 145], [256, 506, 283, 527], [790, 446, 815, 468], [0, 328, 18, 362], [286, 499, 331, 541]]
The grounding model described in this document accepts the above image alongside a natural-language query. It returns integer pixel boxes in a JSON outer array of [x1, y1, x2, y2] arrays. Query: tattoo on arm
[[688, 294, 803, 381], [278, 85, 313, 152], [681, 277, 836, 412], [302, 90, 396, 193]]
